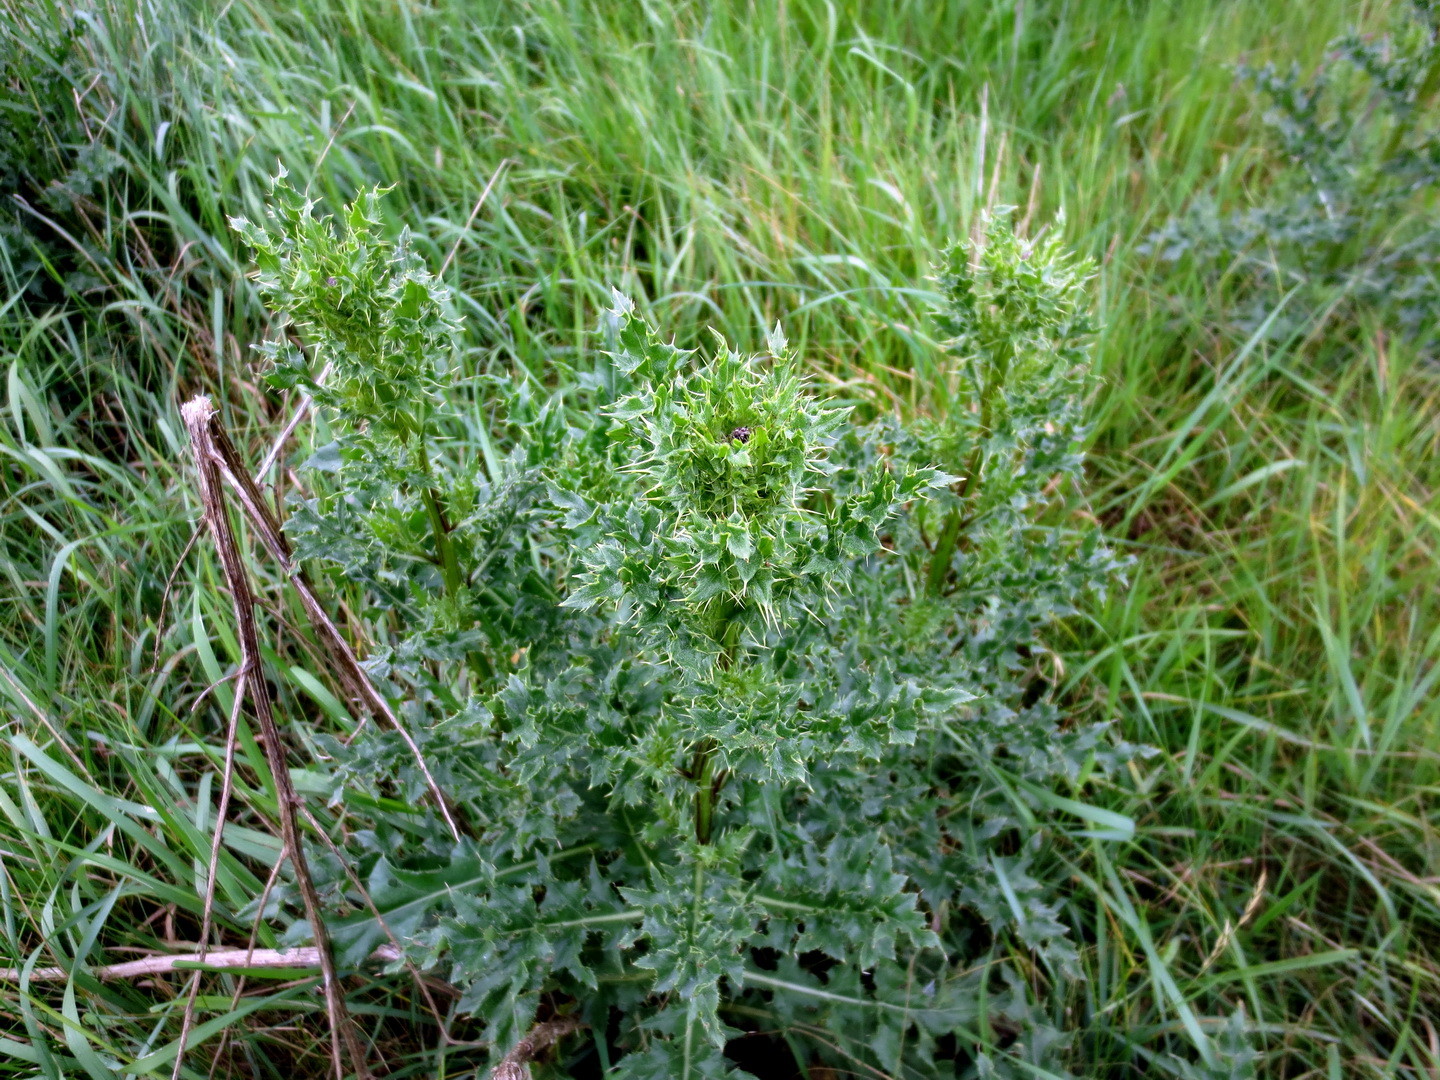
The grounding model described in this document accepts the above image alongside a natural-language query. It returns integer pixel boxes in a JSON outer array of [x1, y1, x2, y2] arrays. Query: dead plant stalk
[[182, 395, 370, 1080]]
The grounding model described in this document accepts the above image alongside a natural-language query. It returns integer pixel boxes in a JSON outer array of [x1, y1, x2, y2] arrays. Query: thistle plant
[[1, 13, 123, 303], [231, 172, 558, 686], [1146, 0, 1440, 345], [234, 183, 1136, 1079], [920, 210, 1099, 601], [231, 170, 465, 594]]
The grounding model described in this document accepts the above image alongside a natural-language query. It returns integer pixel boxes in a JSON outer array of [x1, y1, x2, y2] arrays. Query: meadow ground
[[2, 0, 1439, 1076]]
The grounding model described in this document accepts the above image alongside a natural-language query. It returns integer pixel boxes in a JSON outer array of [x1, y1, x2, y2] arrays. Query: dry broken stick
[[188, 394, 462, 842], [172, 662, 247, 1080], [490, 1017, 584, 1080], [183, 396, 371, 1080], [3, 944, 562, 1080], [0, 944, 404, 984]]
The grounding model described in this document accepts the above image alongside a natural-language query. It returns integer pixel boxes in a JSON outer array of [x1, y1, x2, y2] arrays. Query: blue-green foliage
[[1147, 0, 1440, 344], [1, 11, 123, 301], [233, 184, 1136, 1078]]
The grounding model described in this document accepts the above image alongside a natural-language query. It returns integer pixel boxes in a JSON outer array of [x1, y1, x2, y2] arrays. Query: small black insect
[[729, 426, 752, 444]]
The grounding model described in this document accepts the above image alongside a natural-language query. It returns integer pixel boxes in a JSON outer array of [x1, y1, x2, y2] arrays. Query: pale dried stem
[[172, 668, 247, 1080], [254, 360, 331, 483], [490, 1017, 583, 1080], [0, 661, 87, 772], [181, 396, 370, 1080], [187, 394, 455, 835], [208, 843, 291, 1080], [193, 395, 461, 840], [441, 159, 512, 277], [2, 944, 402, 984]]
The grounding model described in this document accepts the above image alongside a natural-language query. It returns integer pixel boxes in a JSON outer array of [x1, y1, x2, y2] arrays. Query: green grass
[[3, 0, 1439, 1075]]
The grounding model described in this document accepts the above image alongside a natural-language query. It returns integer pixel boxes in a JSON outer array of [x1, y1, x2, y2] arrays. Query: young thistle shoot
[[229, 172, 467, 596], [923, 209, 1096, 597]]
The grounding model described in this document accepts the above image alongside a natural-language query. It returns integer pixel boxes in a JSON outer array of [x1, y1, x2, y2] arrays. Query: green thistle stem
[[692, 609, 743, 844], [694, 742, 718, 845], [926, 507, 964, 596], [927, 341, 1006, 595], [414, 437, 463, 597], [421, 484, 463, 596]]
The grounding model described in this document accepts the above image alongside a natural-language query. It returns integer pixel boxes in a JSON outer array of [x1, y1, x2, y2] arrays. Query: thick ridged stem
[[415, 438, 463, 597], [693, 613, 742, 844]]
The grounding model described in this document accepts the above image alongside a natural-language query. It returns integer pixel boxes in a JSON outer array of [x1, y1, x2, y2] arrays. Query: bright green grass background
[[3, 0, 1439, 1076]]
